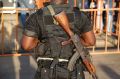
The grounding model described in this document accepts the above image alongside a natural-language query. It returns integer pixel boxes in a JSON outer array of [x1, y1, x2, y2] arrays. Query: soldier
[[21, 0, 96, 79]]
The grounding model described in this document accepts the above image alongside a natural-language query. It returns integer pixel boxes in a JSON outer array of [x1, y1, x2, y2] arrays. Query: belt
[[37, 57, 68, 62]]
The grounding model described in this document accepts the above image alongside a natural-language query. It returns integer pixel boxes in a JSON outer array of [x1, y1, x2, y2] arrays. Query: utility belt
[[34, 36, 85, 78], [35, 36, 84, 66], [36, 56, 84, 79], [37, 57, 68, 67], [36, 56, 69, 79], [37, 57, 69, 62]]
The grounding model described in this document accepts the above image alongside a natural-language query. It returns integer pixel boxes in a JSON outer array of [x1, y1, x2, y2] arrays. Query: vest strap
[[47, 5, 58, 25]]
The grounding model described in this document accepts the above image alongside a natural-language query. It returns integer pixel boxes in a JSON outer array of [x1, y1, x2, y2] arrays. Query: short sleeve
[[23, 11, 42, 38], [75, 12, 93, 34], [80, 12, 93, 33]]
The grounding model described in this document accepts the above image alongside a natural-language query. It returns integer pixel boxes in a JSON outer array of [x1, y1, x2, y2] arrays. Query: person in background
[[96, 0, 104, 34], [68, 0, 74, 8], [0, 0, 3, 32], [114, 0, 120, 35], [104, 0, 114, 35], [17, 0, 35, 27], [75, 0, 91, 9]]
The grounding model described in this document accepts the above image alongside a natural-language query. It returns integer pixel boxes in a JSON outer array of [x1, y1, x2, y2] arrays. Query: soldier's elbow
[[86, 36, 96, 46], [89, 42, 96, 46], [22, 47, 30, 51], [88, 40, 96, 46], [22, 44, 32, 51]]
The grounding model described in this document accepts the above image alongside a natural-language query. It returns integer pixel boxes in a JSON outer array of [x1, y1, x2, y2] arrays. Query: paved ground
[[86, 54, 120, 79], [0, 53, 120, 79], [0, 55, 37, 79]]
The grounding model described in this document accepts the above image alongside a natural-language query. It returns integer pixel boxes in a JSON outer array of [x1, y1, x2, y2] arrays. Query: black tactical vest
[[43, 5, 75, 38], [34, 6, 86, 79], [35, 5, 81, 59]]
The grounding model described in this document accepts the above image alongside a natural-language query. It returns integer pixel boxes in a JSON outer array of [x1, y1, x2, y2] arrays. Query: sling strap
[[47, 5, 58, 25]]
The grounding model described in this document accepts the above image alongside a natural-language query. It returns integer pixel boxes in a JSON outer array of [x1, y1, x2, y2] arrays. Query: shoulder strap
[[47, 5, 58, 25]]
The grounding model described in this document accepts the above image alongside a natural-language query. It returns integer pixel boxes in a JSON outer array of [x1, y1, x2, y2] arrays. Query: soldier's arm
[[21, 10, 42, 51], [21, 35, 39, 51], [80, 30, 96, 47], [78, 12, 96, 47]]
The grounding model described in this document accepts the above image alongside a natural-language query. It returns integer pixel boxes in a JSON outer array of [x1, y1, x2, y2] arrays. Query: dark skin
[[21, 0, 96, 51], [21, 35, 39, 51], [21, 31, 96, 51]]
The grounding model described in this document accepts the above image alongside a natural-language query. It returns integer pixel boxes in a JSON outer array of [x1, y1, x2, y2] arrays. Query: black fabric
[[34, 37, 74, 59], [74, 10, 92, 34], [42, 5, 75, 39], [23, 4, 92, 79], [23, 5, 92, 39], [23, 9, 43, 39], [44, 13, 74, 25], [34, 61, 85, 79]]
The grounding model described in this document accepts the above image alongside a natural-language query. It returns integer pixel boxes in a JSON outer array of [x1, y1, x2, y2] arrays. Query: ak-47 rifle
[[54, 11, 98, 79]]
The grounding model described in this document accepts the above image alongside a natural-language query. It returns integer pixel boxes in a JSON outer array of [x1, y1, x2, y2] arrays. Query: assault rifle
[[54, 11, 98, 79]]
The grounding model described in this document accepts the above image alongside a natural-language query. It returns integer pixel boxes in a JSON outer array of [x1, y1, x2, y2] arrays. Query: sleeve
[[23, 12, 41, 38], [75, 12, 93, 34], [80, 12, 93, 33]]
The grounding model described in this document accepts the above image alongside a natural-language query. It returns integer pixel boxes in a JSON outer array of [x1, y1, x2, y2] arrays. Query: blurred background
[[0, 0, 120, 79]]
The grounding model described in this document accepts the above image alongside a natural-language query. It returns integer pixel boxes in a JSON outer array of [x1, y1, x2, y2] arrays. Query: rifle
[[54, 11, 98, 79]]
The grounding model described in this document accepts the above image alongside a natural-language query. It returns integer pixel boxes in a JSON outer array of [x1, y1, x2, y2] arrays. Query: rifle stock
[[53, 11, 74, 36], [54, 11, 98, 79]]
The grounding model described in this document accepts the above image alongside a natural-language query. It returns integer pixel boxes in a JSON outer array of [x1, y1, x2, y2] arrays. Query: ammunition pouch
[[34, 36, 86, 79], [34, 59, 85, 79], [34, 36, 74, 59], [33, 6, 88, 79]]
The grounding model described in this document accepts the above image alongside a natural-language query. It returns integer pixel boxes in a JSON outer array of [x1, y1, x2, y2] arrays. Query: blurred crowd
[[74, 0, 120, 36]]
